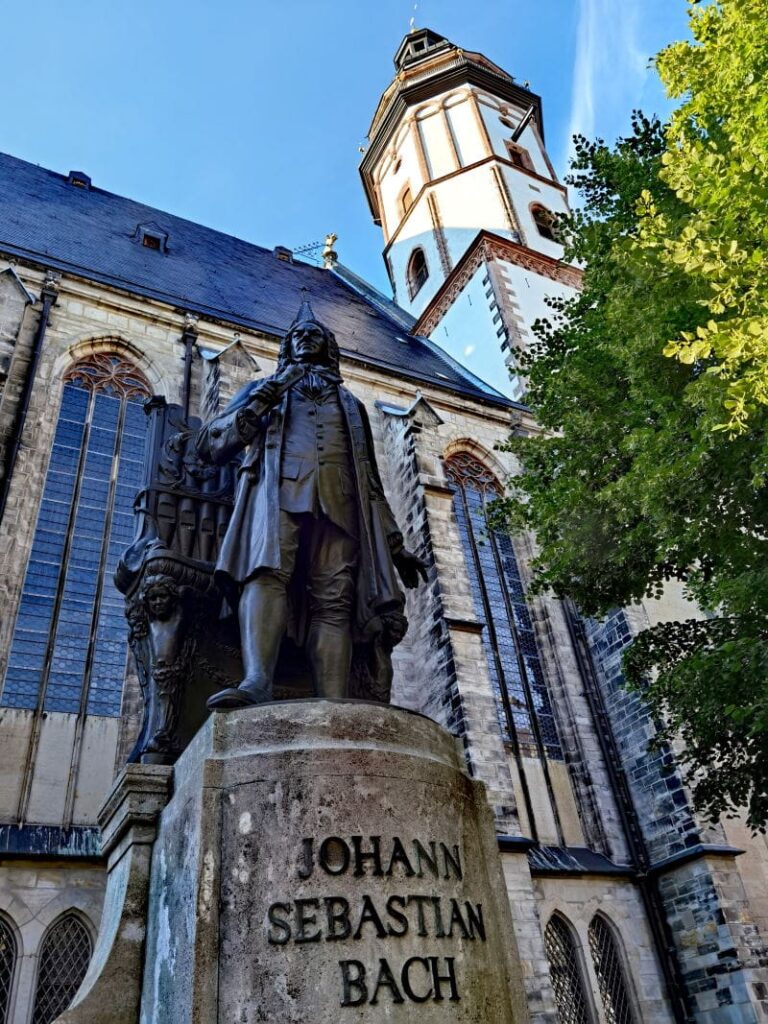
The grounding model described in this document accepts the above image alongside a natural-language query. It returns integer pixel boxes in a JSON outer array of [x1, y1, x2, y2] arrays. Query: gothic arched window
[[588, 915, 637, 1024], [544, 915, 594, 1024], [1, 353, 151, 717], [32, 913, 92, 1024], [445, 451, 562, 759], [531, 203, 558, 241], [0, 917, 17, 1024], [407, 247, 429, 299]]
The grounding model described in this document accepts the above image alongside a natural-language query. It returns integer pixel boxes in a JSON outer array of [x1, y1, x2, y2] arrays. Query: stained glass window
[[0, 918, 16, 1024], [445, 452, 562, 758], [32, 914, 92, 1024], [588, 916, 637, 1024], [544, 915, 594, 1024], [1, 354, 150, 717]]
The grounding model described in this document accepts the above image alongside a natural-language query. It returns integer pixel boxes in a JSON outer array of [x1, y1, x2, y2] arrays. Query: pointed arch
[[52, 334, 166, 398], [407, 246, 429, 299], [443, 447, 562, 761], [544, 913, 594, 1024], [588, 914, 638, 1024], [32, 911, 93, 1024], [1, 351, 152, 716], [0, 913, 19, 1024]]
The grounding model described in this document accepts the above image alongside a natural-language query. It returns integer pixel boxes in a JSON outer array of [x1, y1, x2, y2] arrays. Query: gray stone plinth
[[140, 700, 528, 1023], [55, 763, 173, 1024]]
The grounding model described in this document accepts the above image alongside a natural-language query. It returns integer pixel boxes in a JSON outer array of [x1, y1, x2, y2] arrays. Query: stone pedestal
[[55, 763, 173, 1024], [139, 700, 528, 1023]]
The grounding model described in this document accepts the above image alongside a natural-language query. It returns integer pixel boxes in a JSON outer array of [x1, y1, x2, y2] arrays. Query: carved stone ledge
[[55, 764, 173, 1024]]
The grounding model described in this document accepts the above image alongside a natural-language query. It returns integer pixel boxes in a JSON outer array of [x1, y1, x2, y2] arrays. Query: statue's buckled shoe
[[207, 681, 272, 712]]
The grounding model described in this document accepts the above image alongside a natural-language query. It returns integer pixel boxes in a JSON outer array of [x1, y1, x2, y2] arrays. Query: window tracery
[[32, 914, 92, 1024], [588, 915, 637, 1024], [444, 451, 562, 759], [1, 354, 151, 717], [0, 917, 16, 1024], [544, 915, 593, 1024]]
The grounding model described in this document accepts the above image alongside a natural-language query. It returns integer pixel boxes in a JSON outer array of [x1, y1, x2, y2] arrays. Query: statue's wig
[[276, 318, 341, 377]]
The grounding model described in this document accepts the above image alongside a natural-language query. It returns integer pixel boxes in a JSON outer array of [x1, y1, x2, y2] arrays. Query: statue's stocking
[[238, 576, 288, 695], [307, 622, 352, 699]]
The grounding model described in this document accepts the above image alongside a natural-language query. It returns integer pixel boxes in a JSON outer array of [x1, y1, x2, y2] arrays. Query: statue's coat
[[196, 378, 405, 637]]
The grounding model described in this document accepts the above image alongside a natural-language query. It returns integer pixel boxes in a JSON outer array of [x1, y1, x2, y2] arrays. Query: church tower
[[360, 28, 581, 399]]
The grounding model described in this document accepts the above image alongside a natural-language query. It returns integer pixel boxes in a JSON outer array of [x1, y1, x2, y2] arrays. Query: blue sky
[[2, 0, 691, 295]]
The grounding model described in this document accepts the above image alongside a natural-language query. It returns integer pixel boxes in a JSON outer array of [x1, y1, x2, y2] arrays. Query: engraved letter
[[447, 899, 470, 939], [386, 836, 416, 877], [430, 956, 460, 1002], [466, 901, 486, 941], [370, 958, 404, 1005], [297, 838, 314, 879], [385, 895, 409, 937], [351, 835, 384, 877], [407, 895, 430, 937], [340, 961, 367, 1006], [267, 902, 292, 945], [441, 842, 463, 880], [294, 898, 322, 943], [354, 894, 388, 939], [413, 839, 439, 878], [325, 897, 352, 941], [431, 896, 447, 938], [402, 957, 434, 1003], [319, 836, 351, 876]]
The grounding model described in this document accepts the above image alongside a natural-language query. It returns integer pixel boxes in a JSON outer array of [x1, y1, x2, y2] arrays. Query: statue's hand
[[393, 548, 428, 589], [248, 366, 305, 412], [251, 379, 282, 408]]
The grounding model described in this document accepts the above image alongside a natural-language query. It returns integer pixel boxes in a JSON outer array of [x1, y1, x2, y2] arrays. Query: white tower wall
[[362, 33, 582, 399]]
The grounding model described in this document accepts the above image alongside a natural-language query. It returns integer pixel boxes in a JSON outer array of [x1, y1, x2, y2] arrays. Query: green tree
[[497, 107, 768, 829], [640, 0, 768, 432]]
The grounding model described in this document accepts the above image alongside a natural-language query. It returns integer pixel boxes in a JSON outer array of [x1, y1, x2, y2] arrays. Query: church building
[[0, 26, 766, 1024]]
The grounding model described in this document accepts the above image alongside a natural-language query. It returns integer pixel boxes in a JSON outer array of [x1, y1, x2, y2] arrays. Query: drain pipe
[[0, 272, 59, 520], [180, 314, 199, 420], [562, 600, 694, 1024]]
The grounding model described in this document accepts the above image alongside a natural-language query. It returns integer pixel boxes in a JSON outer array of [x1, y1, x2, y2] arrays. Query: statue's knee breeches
[[308, 565, 356, 626]]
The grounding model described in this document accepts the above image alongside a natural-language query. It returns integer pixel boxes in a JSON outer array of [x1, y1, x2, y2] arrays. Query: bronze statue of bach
[[195, 300, 427, 710]]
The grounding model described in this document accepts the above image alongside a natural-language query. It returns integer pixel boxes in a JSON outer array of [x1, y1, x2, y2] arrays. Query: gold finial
[[322, 234, 338, 270]]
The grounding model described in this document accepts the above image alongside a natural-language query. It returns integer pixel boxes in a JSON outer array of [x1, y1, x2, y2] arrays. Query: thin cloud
[[566, 0, 650, 166]]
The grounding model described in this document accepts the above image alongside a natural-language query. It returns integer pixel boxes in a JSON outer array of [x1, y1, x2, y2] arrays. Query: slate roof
[[0, 151, 511, 406]]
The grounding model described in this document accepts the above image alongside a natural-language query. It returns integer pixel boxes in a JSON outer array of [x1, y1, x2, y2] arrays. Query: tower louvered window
[[32, 914, 92, 1024], [0, 918, 16, 1024], [445, 452, 562, 759], [544, 915, 593, 1024], [588, 916, 637, 1024], [1, 354, 151, 717]]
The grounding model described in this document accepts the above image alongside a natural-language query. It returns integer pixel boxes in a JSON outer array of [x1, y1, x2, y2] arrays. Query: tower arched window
[[407, 247, 429, 299], [505, 140, 535, 173], [399, 184, 413, 218], [588, 915, 637, 1024], [1, 353, 152, 717], [544, 914, 594, 1024], [531, 204, 558, 242], [32, 913, 92, 1024], [444, 452, 562, 759], [0, 917, 17, 1024]]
